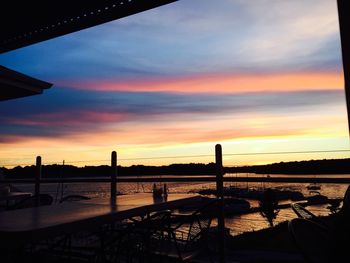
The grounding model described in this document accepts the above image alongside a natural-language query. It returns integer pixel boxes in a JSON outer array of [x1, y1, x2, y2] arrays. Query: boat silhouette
[[198, 186, 304, 201], [306, 183, 321, 191]]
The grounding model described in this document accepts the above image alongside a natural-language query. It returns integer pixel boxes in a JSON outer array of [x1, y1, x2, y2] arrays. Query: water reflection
[[12, 174, 350, 235]]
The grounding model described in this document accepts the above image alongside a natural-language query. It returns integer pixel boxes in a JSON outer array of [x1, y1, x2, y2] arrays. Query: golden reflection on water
[[224, 181, 348, 235]]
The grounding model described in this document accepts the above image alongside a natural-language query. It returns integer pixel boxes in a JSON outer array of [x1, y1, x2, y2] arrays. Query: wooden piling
[[35, 156, 41, 206], [111, 151, 117, 204], [215, 144, 225, 263]]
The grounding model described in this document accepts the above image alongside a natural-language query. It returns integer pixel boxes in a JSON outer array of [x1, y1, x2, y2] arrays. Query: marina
[[1, 0, 350, 262], [6, 173, 349, 235]]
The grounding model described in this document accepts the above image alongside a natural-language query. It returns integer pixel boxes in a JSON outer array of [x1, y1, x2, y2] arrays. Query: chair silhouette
[[66, 210, 173, 263], [8, 194, 53, 210], [119, 210, 172, 262], [289, 185, 350, 263], [149, 199, 217, 262], [59, 194, 90, 203], [288, 218, 331, 263]]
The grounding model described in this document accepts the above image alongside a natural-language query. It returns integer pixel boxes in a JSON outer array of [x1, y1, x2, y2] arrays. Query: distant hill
[[1, 163, 217, 179], [1, 158, 350, 178], [226, 158, 350, 175]]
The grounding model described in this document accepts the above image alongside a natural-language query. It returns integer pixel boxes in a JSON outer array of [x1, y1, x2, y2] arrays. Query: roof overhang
[[0, 66, 53, 101], [0, 0, 177, 54], [0, 0, 176, 101]]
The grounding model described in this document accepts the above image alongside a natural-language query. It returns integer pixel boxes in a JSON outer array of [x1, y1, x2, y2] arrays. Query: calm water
[[12, 173, 350, 236]]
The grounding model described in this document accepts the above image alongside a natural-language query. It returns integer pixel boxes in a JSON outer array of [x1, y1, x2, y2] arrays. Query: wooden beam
[[0, 0, 178, 54], [337, 0, 350, 133]]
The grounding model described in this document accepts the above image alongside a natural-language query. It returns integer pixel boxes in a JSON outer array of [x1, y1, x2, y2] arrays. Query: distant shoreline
[[2, 158, 350, 178], [228, 158, 350, 175]]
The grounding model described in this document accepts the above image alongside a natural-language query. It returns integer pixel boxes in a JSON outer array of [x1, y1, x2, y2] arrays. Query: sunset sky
[[0, 0, 349, 168]]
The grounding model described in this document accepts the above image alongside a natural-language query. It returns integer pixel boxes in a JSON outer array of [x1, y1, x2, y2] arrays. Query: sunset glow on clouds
[[60, 72, 343, 94], [0, 0, 349, 167]]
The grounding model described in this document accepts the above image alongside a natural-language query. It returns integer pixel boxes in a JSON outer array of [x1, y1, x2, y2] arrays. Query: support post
[[337, 0, 350, 134], [35, 156, 42, 206], [215, 144, 225, 263], [111, 151, 117, 205]]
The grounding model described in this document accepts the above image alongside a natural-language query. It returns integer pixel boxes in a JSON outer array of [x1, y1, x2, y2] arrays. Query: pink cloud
[[5, 110, 130, 127], [57, 71, 344, 94]]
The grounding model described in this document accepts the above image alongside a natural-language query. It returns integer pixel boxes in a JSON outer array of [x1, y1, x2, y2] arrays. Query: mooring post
[[111, 151, 117, 205], [35, 156, 42, 206], [215, 144, 225, 263]]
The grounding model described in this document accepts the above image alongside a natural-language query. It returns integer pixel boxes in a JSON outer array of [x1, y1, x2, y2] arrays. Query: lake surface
[[12, 173, 350, 236]]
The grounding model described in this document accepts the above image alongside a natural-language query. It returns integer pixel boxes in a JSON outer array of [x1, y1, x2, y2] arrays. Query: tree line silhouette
[[1, 163, 217, 178], [1, 158, 350, 178], [227, 158, 350, 175]]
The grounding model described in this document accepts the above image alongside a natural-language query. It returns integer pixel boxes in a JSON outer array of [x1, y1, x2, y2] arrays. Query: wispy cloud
[[0, 0, 342, 81], [0, 0, 346, 166], [60, 72, 343, 93], [0, 87, 346, 143]]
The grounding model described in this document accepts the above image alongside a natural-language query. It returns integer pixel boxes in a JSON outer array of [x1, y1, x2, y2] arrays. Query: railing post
[[215, 144, 225, 263], [35, 156, 42, 206], [111, 151, 117, 205]]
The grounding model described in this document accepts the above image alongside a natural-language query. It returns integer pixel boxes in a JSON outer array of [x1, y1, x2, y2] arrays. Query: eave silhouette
[[0, 0, 177, 100]]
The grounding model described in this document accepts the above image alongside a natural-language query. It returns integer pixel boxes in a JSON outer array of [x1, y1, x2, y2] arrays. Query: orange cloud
[[61, 71, 344, 93]]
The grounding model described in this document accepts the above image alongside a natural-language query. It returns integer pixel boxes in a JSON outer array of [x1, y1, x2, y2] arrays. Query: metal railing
[[2, 176, 350, 184]]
